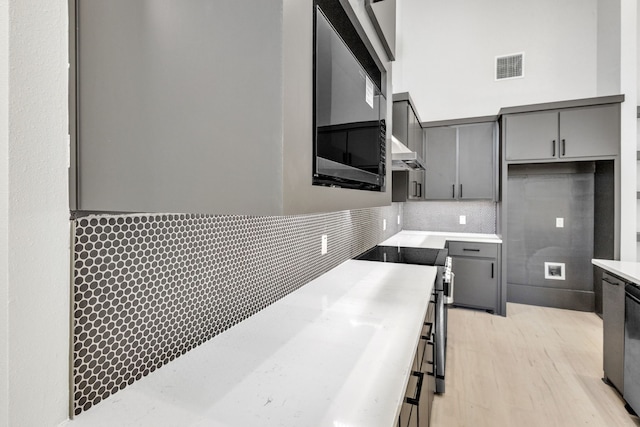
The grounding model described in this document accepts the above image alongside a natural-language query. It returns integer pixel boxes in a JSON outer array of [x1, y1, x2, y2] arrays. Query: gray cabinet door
[[505, 111, 558, 161], [602, 272, 625, 393], [392, 101, 410, 146], [559, 104, 619, 159], [458, 123, 495, 200], [451, 257, 498, 311], [407, 170, 425, 201], [409, 105, 424, 159], [424, 127, 457, 199]]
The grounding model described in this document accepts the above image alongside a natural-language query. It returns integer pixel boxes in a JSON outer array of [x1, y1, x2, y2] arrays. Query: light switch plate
[[459, 215, 466, 225], [321, 235, 327, 255], [556, 218, 564, 228]]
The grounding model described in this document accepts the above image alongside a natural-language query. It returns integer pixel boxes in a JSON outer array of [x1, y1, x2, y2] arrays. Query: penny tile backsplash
[[71, 204, 402, 415]]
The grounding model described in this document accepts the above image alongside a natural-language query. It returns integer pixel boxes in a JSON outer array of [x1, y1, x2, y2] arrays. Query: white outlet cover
[[459, 215, 466, 225], [556, 218, 564, 228], [544, 262, 565, 280], [321, 235, 327, 255], [397, 215, 401, 225], [383, 219, 387, 231]]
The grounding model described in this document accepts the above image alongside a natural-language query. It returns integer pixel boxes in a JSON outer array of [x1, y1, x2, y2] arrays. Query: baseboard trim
[[507, 283, 595, 312]]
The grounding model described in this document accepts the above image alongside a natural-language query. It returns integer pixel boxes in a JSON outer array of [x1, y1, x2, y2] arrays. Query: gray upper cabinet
[[424, 122, 497, 201], [505, 104, 620, 162], [424, 127, 457, 200], [458, 123, 495, 200], [71, 0, 391, 216], [393, 98, 425, 200], [504, 111, 558, 161], [393, 100, 424, 159], [559, 104, 620, 158]]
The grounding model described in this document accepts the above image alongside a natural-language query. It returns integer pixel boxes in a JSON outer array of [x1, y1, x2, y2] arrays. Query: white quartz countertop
[[593, 259, 640, 284], [62, 260, 437, 427], [380, 230, 502, 249]]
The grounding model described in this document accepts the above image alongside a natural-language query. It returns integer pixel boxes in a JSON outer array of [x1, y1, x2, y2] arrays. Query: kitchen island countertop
[[61, 260, 437, 427]]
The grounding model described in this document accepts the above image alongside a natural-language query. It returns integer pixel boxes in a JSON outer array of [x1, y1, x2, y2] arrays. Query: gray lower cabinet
[[449, 241, 500, 313], [504, 104, 620, 162], [424, 122, 497, 201], [602, 271, 625, 394], [398, 298, 435, 427]]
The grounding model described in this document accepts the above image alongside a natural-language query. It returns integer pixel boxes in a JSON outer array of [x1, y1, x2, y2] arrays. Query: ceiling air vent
[[495, 53, 524, 80]]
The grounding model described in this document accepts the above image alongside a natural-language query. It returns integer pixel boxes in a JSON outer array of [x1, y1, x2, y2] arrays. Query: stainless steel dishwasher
[[624, 283, 640, 414]]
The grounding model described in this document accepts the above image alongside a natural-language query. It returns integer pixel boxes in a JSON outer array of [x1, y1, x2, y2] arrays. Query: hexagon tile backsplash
[[71, 204, 401, 415]]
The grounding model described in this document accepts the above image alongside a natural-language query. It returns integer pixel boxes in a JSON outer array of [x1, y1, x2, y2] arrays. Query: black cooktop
[[355, 246, 448, 266]]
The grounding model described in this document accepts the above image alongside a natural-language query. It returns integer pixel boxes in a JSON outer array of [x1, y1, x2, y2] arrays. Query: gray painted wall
[[402, 201, 497, 233]]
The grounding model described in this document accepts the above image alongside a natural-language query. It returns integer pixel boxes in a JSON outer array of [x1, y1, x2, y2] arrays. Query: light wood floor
[[431, 303, 640, 427]]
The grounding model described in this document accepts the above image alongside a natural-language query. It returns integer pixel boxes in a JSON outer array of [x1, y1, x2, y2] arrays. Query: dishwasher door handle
[[627, 291, 640, 305]]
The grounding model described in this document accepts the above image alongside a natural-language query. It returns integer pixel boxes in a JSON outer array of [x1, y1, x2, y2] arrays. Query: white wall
[[620, 0, 637, 261], [394, 0, 599, 121], [1, 1, 70, 426], [597, 0, 621, 95], [0, 1, 9, 425]]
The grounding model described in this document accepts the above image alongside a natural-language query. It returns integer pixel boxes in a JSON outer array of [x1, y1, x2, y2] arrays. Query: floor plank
[[431, 303, 640, 427]]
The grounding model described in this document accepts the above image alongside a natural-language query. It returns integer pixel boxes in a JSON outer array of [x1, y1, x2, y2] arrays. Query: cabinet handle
[[552, 140, 556, 157], [423, 321, 433, 337], [562, 139, 566, 156], [452, 184, 455, 199], [463, 248, 480, 252], [405, 371, 424, 406], [491, 262, 494, 279], [426, 341, 435, 376], [460, 184, 463, 198], [411, 181, 417, 197], [417, 183, 422, 198], [603, 277, 619, 286]]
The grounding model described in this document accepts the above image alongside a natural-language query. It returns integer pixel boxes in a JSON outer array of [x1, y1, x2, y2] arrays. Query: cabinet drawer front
[[448, 241, 498, 258]]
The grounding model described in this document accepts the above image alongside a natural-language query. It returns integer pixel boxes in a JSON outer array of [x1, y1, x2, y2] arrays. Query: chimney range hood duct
[[391, 135, 426, 171]]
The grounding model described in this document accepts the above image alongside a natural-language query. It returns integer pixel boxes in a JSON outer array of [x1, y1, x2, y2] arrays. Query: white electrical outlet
[[383, 219, 387, 231], [321, 234, 327, 255], [556, 218, 564, 228], [397, 215, 401, 225], [459, 215, 466, 225]]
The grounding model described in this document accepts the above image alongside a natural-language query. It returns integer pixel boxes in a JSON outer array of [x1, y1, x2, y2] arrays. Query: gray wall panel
[[77, 0, 284, 214], [507, 165, 595, 308]]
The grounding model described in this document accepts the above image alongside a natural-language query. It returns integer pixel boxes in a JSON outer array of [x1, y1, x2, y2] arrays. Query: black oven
[[313, 0, 386, 191]]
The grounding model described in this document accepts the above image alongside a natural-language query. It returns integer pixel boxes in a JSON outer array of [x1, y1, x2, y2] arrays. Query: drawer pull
[[423, 321, 433, 337], [491, 262, 494, 279], [603, 277, 619, 286], [405, 371, 424, 405], [463, 248, 480, 252], [426, 341, 435, 376]]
